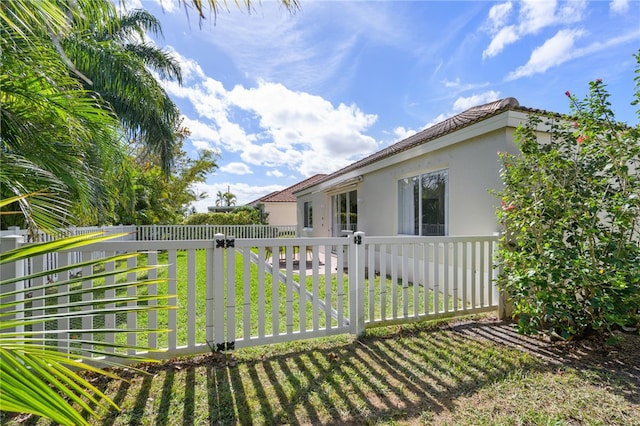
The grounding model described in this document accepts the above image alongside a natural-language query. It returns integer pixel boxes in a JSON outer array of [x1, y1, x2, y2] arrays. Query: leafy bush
[[183, 207, 265, 226], [496, 51, 640, 339]]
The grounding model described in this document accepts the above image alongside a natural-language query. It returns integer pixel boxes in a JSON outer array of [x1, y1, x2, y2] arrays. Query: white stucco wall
[[361, 129, 521, 236], [296, 192, 331, 237]]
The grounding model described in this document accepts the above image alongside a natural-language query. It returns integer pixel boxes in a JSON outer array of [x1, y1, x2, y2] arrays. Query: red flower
[[565, 90, 571, 97], [572, 122, 579, 128], [577, 135, 587, 144], [502, 202, 516, 212]]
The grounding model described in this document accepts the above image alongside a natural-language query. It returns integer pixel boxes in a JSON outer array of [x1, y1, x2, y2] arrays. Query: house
[[247, 174, 327, 227], [294, 97, 545, 237]]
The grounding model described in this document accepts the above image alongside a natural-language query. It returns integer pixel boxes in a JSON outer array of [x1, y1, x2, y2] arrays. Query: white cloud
[[225, 80, 378, 173], [160, 57, 379, 179], [152, 0, 179, 13], [178, 117, 219, 148], [610, 0, 629, 14], [452, 91, 501, 112], [518, 0, 586, 34], [483, 25, 518, 59], [485, 2, 513, 32], [393, 126, 418, 141], [482, 0, 587, 58], [165, 48, 206, 82], [442, 78, 490, 93], [220, 162, 253, 175], [267, 169, 285, 178], [506, 29, 585, 80], [174, 1, 418, 93]]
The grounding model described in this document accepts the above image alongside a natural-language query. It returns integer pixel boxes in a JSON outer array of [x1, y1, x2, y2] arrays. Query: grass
[[14, 249, 638, 424], [5, 315, 639, 425]]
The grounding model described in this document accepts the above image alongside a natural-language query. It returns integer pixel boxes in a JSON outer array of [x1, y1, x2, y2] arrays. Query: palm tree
[[62, 8, 183, 175], [0, 1, 295, 422], [223, 191, 237, 206], [215, 190, 225, 207], [0, 0, 122, 231], [1, 1, 185, 227]]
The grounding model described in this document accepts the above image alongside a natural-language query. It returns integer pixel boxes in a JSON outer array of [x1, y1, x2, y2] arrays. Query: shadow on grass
[[451, 319, 640, 404], [6, 319, 638, 425], [86, 321, 549, 424]]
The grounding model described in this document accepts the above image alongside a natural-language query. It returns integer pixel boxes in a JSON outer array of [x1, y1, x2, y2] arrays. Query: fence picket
[[57, 252, 70, 354], [148, 251, 158, 349], [126, 255, 137, 355], [168, 249, 177, 351], [271, 244, 280, 337], [104, 252, 115, 354], [241, 247, 252, 341], [186, 249, 196, 350], [443, 242, 449, 313]]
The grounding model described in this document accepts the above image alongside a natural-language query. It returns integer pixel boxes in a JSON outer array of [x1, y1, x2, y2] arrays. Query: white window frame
[[303, 201, 313, 228], [398, 169, 448, 236], [331, 189, 358, 236]]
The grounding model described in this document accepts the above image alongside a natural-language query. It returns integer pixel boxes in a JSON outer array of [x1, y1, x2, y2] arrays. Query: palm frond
[[0, 227, 175, 424]]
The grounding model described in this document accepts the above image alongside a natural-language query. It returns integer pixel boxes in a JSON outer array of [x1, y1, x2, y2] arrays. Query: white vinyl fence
[[0, 231, 501, 364], [0, 224, 297, 242]]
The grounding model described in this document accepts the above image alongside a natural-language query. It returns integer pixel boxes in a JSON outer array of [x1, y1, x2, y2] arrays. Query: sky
[[123, 0, 640, 212]]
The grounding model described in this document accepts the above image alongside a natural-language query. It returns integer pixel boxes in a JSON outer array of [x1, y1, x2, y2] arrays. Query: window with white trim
[[398, 169, 448, 236], [303, 201, 313, 228], [332, 190, 357, 236]]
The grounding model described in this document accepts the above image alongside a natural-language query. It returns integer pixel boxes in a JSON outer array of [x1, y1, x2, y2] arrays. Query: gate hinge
[[215, 238, 235, 249], [206, 340, 235, 352], [216, 341, 235, 352]]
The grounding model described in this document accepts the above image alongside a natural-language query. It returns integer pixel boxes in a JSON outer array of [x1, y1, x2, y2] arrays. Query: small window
[[398, 169, 448, 236], [303, 201, 313, 228]]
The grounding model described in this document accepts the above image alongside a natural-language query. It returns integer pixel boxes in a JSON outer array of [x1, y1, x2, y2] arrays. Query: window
[[398, 169, 448, 236], [332, 189, 357, 236], [303, 201, 313, 228]]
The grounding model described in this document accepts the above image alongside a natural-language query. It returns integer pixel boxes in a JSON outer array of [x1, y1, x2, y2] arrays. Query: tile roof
[[299, 97, 524, 191], [249, 174, 328, 204]]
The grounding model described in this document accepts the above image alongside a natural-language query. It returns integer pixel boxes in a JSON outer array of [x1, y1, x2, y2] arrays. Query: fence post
[[1, 235, 26, 334], [493, 236, 512, 320], [209, 233, 226, 351], [349, 231, 366, 336]]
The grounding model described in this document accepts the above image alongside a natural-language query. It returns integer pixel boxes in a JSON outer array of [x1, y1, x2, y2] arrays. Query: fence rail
[[0, 224, 298, 241], [0, 231, 501, 364]]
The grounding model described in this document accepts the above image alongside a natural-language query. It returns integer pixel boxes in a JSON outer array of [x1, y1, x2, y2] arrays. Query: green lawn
[[4, 316, 639, 425]]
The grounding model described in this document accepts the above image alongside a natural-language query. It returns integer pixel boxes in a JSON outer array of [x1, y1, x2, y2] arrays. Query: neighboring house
[[248, 174, 327, 227], [294, 97, 547, 237]]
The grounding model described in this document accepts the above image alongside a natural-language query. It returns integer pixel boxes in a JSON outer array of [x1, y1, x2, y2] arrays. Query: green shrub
[[183, 208, 265, 226], [496, 51, 640, 339]]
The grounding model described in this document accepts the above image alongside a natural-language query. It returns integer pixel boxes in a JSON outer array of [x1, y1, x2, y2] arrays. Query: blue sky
[[125, 0, 639, 211]]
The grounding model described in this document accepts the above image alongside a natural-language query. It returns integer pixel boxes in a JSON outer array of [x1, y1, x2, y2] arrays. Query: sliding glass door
[[332, 189, 357, 236]]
